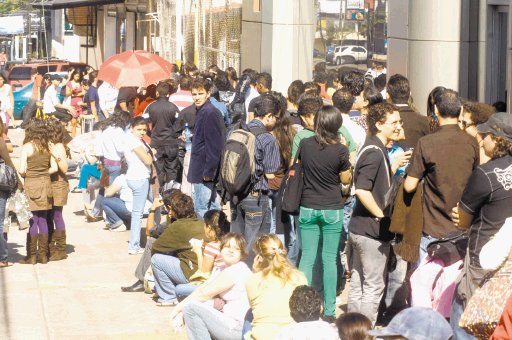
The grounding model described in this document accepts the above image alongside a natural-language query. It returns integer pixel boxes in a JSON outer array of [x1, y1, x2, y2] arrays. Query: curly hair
[[252, 234, 303, 285], [23, 118, 50, 151], [336, 313, 372, 340], [203, 210, 230, 241], [46, 118, 66, 144], [463, 101, 495, 125], [490, 135, 512, 159], [220, 233, 248, 260], [366, 102, 398, 136], [340, 70, 365, 96], [289, 285, 323, 322], [165, 191, 196, 219]]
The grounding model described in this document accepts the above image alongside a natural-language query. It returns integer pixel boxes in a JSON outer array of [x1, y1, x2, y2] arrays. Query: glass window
[[315, 0, 388, 74]]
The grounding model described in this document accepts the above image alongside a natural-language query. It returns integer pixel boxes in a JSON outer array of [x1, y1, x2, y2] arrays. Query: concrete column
[[241, 0, 315, 93], [388, 0, 473, 112], [103, 7, 117, 60], [125, 12, 136, 51]]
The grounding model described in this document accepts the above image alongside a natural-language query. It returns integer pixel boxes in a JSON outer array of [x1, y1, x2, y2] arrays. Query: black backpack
[[227, 74, 251, 126], [219, 122, 266, 204]]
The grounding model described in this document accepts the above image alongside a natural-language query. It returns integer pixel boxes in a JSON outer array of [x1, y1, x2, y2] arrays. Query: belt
[[103, 159, 122, 166]]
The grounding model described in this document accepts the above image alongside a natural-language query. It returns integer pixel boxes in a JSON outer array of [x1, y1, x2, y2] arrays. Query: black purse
[[0, 159, 18, 193], [279, 143, 304, 214], [427, 230, 468, 266]]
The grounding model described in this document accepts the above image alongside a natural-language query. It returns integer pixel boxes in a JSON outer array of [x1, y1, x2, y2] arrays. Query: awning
[[32, 0, 125, 10]]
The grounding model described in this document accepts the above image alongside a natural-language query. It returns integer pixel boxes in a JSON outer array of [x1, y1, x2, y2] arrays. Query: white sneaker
[[128, 248, 145, 255], [110, 224, 127, 232]]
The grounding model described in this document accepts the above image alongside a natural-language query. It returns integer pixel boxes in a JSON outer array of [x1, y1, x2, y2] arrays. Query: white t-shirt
[[98, 82, 119, 115], [101, 126, 127, 161], [112, 174, 152, 212], [341, 113, 366, 151], [124, 132, 151, 180], [43, 85, 60, 114], [218, 261, 252, 324]]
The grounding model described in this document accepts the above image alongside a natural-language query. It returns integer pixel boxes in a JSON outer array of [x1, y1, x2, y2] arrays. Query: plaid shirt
[[248, 120, 281, 191]]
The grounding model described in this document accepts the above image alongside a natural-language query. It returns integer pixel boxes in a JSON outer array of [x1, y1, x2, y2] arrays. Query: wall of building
[[241, 0, 315, 93]]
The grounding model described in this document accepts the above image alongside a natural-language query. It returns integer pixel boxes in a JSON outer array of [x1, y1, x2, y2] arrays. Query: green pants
[[298, 206, 343, 317]]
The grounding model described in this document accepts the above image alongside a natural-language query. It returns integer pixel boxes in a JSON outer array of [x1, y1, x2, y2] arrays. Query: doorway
[[486, 4, 509, 106]]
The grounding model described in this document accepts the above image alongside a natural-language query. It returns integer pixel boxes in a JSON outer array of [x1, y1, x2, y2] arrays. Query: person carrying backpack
[[227, 93, 281, 265]]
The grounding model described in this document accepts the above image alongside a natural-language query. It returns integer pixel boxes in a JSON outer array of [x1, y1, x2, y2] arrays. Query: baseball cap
[[477, 112, 512, 142], [367, 307, 453, 340], [50, 74, 63, 81]]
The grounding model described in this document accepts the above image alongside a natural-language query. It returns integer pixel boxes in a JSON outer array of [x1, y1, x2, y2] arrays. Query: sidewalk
[[0, 126, 187, 340]]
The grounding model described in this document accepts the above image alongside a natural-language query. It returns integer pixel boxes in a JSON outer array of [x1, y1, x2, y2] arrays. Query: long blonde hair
[[253, 234, 301, 285]]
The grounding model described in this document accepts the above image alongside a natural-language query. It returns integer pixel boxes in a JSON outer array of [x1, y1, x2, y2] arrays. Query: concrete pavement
[[0, 125, 187, 340]]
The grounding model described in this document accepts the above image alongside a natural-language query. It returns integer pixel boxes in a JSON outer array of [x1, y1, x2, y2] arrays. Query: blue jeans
[[0, 191, 9, 262], [104, 164, 121, 185], [287, 214, 301, 266], [230, 194, 271, 265], [192, 182, 220, 219], [183, 301, 243, 340], [101, 196, 131, 228], [127, 178, 150, 251], [151, 253, 188, 303], [175, 283, 199, 300], [414, 234, 439, 269], [450, 295, 476, 340]]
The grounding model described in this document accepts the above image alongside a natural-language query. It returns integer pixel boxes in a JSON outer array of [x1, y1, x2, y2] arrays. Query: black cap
[[477, 112, 512, 142]]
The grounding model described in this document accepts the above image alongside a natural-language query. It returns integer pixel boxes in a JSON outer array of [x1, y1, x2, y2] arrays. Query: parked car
[[9, 61, 90, 92], [13, 71, 67, 120], [331, 45, 368, 65], [325, 45, 335, 63]]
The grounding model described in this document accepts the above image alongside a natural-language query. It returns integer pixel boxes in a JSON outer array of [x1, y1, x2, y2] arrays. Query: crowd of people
[[1, 56, 512, 340]]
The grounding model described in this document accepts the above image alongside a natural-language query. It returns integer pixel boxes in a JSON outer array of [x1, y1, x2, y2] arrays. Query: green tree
[[0, 0, 30, 16]]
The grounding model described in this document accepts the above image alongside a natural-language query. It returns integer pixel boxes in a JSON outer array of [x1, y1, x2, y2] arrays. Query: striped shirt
[[203, 242, 225, 272], [169, 90, 194, 112], [248, 120, 281, 191]]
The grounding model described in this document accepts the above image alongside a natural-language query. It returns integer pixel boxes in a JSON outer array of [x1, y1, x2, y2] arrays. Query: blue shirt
[[86, 85, 102, 119], [210, 97, 230, 127], [247, 119, 281, 191]]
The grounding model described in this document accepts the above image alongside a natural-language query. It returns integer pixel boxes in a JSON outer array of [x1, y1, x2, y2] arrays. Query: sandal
[[0, 261, 13, 268]]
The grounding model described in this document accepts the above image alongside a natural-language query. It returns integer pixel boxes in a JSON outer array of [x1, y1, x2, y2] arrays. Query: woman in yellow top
[[245, 234, 307, 339]]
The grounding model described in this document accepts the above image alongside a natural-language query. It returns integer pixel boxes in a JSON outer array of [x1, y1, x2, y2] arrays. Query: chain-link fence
[[156, 0, 242, 73]]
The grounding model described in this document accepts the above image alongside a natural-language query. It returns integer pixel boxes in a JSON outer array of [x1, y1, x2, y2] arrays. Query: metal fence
[[156, 0, 242, 73]]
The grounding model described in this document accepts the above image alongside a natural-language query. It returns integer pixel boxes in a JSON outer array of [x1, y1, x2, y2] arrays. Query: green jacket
[[152, 217, 206, 279]]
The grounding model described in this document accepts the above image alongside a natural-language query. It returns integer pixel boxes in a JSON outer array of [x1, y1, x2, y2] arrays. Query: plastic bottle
[[184, 123, 192, 152]]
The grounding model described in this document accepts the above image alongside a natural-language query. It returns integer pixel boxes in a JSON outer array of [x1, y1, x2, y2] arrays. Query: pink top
[[410, 256, 463, 317], [217, 261, 251, 325]]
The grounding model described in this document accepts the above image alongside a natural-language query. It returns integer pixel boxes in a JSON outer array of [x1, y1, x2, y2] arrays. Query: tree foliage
[[0, 0, 30, 16]]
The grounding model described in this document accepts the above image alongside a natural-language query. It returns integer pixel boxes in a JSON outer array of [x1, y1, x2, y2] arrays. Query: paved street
[[0, 124, 187, 340]]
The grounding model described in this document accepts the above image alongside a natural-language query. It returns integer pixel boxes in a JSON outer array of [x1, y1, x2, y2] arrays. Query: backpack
[[219, 122, 267, 204], [227, 74, 252, 126]]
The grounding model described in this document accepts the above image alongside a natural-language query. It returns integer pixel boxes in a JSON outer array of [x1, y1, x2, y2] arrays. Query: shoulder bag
[[459, 249, 512, 338], [0, 158, 17, 194], [279, 142, 304, 214]]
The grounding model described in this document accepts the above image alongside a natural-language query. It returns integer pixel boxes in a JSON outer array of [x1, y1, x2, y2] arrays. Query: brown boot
[[49, 230, 68, 261], [19, 234, 37, 265], [37, 234, 49, 264], [49, 231, 57, 258]]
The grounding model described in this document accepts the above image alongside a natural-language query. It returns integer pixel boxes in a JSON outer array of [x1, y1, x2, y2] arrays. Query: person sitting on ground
[[150, 191, 206, 306], [335, 312, 372, 340], [244, 234, 307, 339], [276, 285, 339, 340], [170, 233, 252, 340], [367, 307, 452, 340], [174, 209, 230, 299]]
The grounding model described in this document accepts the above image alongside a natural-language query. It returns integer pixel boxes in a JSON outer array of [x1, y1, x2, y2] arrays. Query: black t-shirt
[[299, 136, 351, 210], [460, 155, 512, 268], [348, 135, 393, 241], [115, 87, 138, 111]]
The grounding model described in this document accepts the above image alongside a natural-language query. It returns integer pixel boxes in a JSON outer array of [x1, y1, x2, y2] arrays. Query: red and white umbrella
[[97, 50, 173, 88]]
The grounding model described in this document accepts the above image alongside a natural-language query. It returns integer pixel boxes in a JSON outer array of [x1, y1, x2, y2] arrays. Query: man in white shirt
[[43, 74, 74, 122], [98, 81, 119, 119]]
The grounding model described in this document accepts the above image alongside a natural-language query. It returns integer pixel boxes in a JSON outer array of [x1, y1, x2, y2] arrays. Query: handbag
[[427, 230, 468, 266], [0, 159, 17, 193], [279, 142, 304, 214], [459, 250, 512, 338]]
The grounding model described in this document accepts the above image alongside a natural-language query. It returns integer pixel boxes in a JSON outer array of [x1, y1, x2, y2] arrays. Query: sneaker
[[128, 248, 144, 255], [156, 299, 178, 307], [110, 224, 127, 232]]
